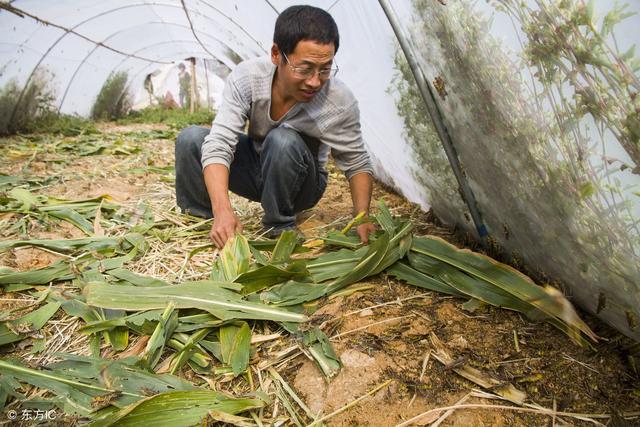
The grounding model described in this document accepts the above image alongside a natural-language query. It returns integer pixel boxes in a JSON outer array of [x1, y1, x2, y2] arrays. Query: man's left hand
[[356, 221, 376, 244]]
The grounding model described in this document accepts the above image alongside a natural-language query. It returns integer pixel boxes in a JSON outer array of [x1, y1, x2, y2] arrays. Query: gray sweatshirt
[[201, 57, 372, 180]]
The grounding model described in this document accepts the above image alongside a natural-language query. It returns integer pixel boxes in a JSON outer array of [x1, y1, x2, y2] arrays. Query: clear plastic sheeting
[[131, 58, 228, 110], [392, 0, 639, 340], [0, 0, 638, 340]]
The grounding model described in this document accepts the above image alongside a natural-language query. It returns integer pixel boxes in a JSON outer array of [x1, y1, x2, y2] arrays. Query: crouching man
[[175, 5, 375, 248]]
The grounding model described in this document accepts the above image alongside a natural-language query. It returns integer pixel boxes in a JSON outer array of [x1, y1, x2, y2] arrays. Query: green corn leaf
[[248, 239, 310, 254], [302, 327, 341, 378], [0, 359, 111, 415], [264, 233, 392, 305], [236, 261, 310, 295], [261, 280, 327, 306], [79, 310, 162, 335], [386, 261, 465, 296], [98, 308, 129, 352], [169, 328, 211, 374], [389, 220, 414, 247], [0, 261, 73, 286], [0, 354, 198, 416], [106, 268, 169, 287], [87, 390, 265, 427], [8, 188, 41, 211], [199, 340, 223, 363], [0, 301, 61, 346], [370, 223, 414, 275], [175, 313, 225, 332], [1, 192, 119, 238], [245, 239, 278, 252], [410, 236, 597, 342], [166, 336, 211, 371], [84, 281, 307, 323], [374, 200, 397, 236], [271, 230, 300, 264], [44, 194, 117, 209], [249, 244, 270, 265], [321, 231, 362, 249], [0, 372, 26, 409], [29, 337, 46, 354], [211, 234, 251, 282], [0, 235, 123, 253], [53, 354, 197, 400], [219, 322, 252, 376], [307, 247, 367, 283], [0, 174, 19, 188], [2, 284, 34, 292], [407, 250, 543, 316], [56, 297, 101, 323], [47, 208, 95, 235], [326, 232, 390, 294], [0, 234, 147, 288], [186, 243, 215, 261], [143, 304, 177, 369]]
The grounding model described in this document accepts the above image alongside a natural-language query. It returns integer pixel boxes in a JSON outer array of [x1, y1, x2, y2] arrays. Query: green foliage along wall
[[392, 0, 640, 340]]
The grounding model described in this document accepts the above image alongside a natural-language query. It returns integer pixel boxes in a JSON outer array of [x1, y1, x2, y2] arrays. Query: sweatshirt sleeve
[[201, 72, 250, 170], [324, 100, 373, 180]]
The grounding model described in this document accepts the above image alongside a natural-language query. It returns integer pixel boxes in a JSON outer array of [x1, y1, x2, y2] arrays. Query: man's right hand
[[203, 164, 241, 249], [209, 209, 242, 249]]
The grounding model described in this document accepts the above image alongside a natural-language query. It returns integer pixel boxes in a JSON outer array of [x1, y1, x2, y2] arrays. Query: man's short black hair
[[274, 5, 339, 55]]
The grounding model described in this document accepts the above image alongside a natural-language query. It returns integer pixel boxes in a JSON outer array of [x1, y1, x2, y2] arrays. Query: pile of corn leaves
[[0, 185, 597, 425]]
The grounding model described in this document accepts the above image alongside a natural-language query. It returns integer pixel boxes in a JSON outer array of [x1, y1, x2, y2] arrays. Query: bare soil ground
[[1, 123, 639, 426]]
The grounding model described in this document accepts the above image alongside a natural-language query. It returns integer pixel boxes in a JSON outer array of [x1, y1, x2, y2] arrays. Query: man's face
[[272, 40, 336, 103]]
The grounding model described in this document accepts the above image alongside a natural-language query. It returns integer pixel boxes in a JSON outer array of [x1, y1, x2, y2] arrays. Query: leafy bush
[[0, 69, 56, 135], [118, 107, 215, 130], [91, 71, 131, 121]]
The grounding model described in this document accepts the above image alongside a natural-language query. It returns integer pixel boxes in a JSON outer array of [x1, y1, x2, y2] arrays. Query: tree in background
[[91, 71, 131, 121]]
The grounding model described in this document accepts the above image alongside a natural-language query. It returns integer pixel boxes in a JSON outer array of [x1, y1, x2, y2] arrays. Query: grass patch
[[30, 114, 98, 136], [118, 107, 215, 130]]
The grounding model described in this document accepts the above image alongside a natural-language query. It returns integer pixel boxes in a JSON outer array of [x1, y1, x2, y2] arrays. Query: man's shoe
[[263, 226, 301, 240]]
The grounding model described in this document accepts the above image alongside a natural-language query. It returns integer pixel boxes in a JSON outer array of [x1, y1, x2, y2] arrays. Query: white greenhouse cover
[[1, 0, 639, 341]]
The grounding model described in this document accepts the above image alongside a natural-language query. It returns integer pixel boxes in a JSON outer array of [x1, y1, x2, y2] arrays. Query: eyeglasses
[[281, 51, 339, 80]]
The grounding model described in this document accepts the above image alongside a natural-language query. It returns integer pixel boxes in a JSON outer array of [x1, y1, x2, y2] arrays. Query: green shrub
[[0, 69, 56, 135], [0, 79, 20, 135], [91, 71, 131, 121]]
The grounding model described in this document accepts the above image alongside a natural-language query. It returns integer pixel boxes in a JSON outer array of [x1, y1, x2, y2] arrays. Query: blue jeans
[[175, 126, 328, 233]]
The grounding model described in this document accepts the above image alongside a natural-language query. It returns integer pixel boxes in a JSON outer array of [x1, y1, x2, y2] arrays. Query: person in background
[[143, 73, 155, 105], [177, 63, 191, 108], [174, 5, 375, 248]]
